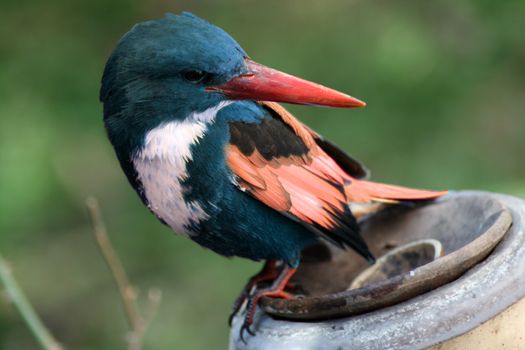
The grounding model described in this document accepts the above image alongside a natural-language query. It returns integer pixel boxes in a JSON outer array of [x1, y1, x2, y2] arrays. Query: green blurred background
[[1, 0, 524, 348]]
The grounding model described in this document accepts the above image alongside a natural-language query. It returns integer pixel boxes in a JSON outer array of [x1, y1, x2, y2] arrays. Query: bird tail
[[345, 179, 448, 203]]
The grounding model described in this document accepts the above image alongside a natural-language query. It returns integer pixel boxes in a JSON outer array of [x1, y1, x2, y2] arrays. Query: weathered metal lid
[[260, 191, 511, 320], [231, 191, 525, 350]]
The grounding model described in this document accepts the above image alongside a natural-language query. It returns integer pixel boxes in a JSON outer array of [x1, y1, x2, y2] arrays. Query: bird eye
[[183, 69, 209, 83]]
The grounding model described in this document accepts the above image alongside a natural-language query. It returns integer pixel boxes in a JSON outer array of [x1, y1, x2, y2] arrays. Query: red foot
[[229, 260, 280, 325], [239, 266, 297, 343]]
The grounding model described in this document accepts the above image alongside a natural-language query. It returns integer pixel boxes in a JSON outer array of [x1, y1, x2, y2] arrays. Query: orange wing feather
[[226, 102, 447, 256], [227, 102, 352, 233]]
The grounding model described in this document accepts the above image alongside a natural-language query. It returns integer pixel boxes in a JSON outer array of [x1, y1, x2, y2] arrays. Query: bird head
[[101, 12, 364, 153]]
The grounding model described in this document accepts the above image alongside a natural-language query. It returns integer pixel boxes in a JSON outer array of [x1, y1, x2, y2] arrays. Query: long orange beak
[[206, 59, 366, 108]]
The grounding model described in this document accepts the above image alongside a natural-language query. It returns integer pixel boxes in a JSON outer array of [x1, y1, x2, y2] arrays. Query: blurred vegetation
[[0, 0, 524, 348]]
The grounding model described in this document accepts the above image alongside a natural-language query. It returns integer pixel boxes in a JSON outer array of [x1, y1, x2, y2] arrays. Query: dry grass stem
[[86, 197, 162, 350]]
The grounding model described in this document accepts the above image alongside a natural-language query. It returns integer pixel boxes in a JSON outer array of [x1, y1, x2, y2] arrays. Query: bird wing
[[226, 102, 447, 261], [226, 102, 373, 259]]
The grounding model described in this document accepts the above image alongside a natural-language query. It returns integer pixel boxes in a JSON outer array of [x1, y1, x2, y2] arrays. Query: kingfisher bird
[[100, 12, 447, 337]]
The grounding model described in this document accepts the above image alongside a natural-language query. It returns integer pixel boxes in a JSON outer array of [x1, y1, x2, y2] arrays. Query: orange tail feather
[[345, 179, 448, 203]]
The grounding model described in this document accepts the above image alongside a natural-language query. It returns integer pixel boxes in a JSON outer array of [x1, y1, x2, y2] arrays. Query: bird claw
[[238, 290, 258, 342], [239, 322, 256, 344], [234, 266, 297, 343], [229, 290, 248, 326], [229, 260, 280, 326]]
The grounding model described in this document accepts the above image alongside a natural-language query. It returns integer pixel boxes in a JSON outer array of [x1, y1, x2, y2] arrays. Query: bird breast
[[131, 101, 232, 236]]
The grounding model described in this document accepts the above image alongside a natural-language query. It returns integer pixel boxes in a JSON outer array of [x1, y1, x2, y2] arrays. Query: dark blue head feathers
[[101, 12, 246, 98], [101, 12, 247, 154]]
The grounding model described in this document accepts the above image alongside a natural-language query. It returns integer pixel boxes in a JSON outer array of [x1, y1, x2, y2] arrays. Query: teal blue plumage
[[184, 103, 318, 264], [101, 13, 449, 336], [101, 13, 363, 266]]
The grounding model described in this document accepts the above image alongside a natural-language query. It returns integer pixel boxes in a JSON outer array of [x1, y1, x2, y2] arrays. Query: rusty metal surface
[[230, 191, 525, 350]]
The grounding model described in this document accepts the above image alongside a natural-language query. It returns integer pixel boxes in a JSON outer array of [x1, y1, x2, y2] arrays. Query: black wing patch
[[229, 114, 309, 160]]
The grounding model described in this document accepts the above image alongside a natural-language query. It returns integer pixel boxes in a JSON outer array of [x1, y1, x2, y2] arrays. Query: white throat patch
[[133, 101, 232, 236]]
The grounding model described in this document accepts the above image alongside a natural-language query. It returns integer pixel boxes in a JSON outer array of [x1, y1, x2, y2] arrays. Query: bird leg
[[229, 260, 280, 325], [239, 265, 297, 342]]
